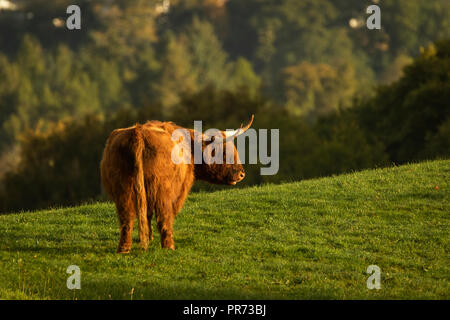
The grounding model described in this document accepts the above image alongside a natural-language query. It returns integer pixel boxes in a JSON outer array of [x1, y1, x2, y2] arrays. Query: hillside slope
[[0, 160, 448, 299]]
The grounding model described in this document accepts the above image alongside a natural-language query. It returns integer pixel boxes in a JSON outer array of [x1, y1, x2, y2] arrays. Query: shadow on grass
[[52, 277, 335, 300], [0, 233, 114, 255]]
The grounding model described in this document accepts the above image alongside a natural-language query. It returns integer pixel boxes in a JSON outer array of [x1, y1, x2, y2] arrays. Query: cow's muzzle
[[230, 171, 245, 185]]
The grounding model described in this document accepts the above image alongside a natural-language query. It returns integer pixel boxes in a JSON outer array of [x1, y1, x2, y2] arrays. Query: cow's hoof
[[138, 244, 149, 251], [117, 248, 131, 254]]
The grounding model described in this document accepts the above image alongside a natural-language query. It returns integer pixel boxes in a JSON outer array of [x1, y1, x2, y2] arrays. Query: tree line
[[0, 0, 448, 212]]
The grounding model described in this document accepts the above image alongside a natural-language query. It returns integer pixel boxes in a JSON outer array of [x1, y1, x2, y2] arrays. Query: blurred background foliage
[[0, 0, 448, 212]]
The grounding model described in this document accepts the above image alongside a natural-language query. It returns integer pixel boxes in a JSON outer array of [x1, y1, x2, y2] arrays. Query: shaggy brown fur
[[100, 120, 249, 253]]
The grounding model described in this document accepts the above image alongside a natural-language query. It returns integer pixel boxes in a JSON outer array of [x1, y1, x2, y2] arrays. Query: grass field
[[0, 160, 448, 299]]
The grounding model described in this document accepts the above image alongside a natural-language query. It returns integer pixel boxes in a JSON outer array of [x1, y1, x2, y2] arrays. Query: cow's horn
[[224, 114, 254, 140]]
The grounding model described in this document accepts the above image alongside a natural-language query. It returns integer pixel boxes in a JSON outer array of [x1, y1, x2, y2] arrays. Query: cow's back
[[140, 122, 194, 212], [101, 121, 194, 214]]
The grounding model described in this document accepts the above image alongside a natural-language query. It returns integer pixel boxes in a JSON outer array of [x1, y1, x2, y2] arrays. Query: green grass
[[0, 160, 449, 300]]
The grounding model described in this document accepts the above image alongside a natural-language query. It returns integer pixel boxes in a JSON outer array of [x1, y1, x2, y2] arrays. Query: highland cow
[[100, 116, 253, 253]]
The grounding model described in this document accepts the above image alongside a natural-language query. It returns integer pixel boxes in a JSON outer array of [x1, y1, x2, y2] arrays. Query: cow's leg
[[155, 204, 175, 250], [116, 199, 136, 254], [147, 209, 154, 241]]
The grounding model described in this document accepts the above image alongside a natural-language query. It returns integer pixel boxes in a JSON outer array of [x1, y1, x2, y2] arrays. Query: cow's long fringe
[[133, 125, 149, 250]]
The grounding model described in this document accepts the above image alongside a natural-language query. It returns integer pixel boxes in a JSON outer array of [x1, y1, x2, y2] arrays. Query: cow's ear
[[202, 135, 215, 147]]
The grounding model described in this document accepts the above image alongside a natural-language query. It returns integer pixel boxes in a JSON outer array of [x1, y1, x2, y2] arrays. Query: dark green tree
[[356, 41, 450, 163]]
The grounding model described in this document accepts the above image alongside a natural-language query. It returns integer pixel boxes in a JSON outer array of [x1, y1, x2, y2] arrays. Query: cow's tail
[[133, 124, 149, 250]]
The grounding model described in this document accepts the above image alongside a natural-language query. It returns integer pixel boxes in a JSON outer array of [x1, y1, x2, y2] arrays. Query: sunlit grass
[[0, 160, 448, 299]]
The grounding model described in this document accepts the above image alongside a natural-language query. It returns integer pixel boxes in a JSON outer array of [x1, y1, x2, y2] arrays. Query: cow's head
[[193, 115, 254, 186]]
